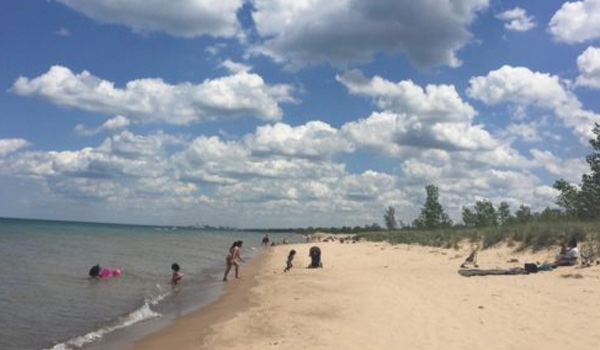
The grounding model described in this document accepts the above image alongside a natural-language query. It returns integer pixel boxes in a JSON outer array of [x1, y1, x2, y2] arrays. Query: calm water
[[0, 218, 297, 350]]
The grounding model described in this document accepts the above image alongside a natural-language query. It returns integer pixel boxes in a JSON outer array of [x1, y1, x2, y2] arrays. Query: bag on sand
[[524, 263, 538, 273]]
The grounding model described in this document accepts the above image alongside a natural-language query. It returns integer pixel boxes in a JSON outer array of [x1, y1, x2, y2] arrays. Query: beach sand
[[134, 241, 600, 350]]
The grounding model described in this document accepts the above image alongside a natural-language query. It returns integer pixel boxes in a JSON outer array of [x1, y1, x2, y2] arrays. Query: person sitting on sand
[[308, 246, 323, 268], [553, 238, 579, 267], [460, 246, 479, 268], [284, 250, 296, 272], [171, 263, 184, 284], [223, 240, 244, 281]]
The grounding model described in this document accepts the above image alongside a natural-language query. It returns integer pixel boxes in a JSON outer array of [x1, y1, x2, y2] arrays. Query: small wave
[[45, 292, 169, 350]]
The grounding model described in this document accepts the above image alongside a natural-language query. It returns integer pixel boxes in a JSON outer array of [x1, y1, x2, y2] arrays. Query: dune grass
[[357, 221, 600, 254]]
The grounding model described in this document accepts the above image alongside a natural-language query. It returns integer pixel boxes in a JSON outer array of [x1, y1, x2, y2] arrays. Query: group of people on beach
[[89, 234, 320, 285], [459, 237, 582, 272]]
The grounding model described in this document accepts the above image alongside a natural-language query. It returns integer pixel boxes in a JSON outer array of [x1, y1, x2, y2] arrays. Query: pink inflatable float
[[100, 267, 121, 279]]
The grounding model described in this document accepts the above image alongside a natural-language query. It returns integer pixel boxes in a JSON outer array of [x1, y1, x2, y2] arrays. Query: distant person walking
[[262, 233, 270, 247], [223, 240, 244, 281]]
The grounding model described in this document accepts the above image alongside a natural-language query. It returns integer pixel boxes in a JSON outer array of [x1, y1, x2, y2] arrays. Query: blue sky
[[1, 0, 599, 227]]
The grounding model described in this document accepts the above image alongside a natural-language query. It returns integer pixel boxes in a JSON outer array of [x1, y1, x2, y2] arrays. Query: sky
[[1, 0, 600, 228]]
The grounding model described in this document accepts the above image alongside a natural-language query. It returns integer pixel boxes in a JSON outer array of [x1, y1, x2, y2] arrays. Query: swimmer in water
[[171, 263, 184, 284]]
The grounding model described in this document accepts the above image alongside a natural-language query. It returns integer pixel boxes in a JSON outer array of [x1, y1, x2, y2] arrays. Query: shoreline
[[132, 241, 600, 350], [131, 247, 270, 350]]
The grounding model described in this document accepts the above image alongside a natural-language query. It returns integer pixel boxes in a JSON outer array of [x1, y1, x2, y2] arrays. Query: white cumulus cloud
[[10, 65, 295, 124], [337, 70, 477, 122], [337, 71, 495, 154], [249, 0, 489, 69], [549, 0, 600, 43], [246, 121, 351, 159], [56, 0, 243, 38], [576, 46, 600, 88], [495, 7, 536, 32], [467, 65, 599, 142], [0, 138, 30, 156], [75, 115, 131, 136]]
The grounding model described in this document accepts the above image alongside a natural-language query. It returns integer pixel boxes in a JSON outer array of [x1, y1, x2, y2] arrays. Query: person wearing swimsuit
[[223, 240, 244, 281]]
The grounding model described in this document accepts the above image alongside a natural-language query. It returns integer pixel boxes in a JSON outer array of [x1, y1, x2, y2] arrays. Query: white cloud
[[0, 138, 30, 156], [530, 149, 588, 183], [249, 0, 489, 69], [0, 118, 586, 226], [397, 155, 549, 220], [55, 27, 71, 36], [246, 121, 351, 159], [337, 70, 476, 122], [221, 59, 252, 74], [206, 43, 227, 56], [549, 0, 600, 43], [75, 115, 131, 136], [497, 121, 544, 143], [495, 7, 535, 32], [341, 111, 495, 155], [467, 65, 568, 108], [576, 46, 600, 88], [55, 0, 243, 38], [10, 65, 295, 124], [467, 65, 599, 142], [337, 71, 495, 154]]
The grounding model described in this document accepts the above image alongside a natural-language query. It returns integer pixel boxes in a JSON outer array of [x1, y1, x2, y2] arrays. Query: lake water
[[0, 217, 297, 350]]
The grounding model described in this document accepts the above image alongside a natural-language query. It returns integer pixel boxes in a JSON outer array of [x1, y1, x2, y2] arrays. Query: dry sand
[[134, 241, 600, 350]]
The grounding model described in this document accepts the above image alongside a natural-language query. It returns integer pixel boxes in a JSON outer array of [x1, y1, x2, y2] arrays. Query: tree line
[[383, 123, 600, 231]]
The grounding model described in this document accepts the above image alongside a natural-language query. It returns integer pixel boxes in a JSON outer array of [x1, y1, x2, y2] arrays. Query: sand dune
[[135, 241, 600, 350]]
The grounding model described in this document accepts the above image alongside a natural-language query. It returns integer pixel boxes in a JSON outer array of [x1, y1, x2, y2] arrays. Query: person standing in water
[[171, 263, 184, 284], [223, 240, 244, 281]]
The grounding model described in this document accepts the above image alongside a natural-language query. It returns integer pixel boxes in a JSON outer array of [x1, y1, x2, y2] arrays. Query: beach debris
[[507, 258, 519, 263], [561, 273, 584, 279]]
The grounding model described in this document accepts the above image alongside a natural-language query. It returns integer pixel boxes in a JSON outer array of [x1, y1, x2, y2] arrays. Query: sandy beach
[[134, 241, 600, 350]]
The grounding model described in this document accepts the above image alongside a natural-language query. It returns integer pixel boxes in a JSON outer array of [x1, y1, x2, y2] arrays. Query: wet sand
[[133, 241, 600, 350]]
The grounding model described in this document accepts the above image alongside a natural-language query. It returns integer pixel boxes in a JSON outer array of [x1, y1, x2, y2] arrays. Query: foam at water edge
[[45, 292, 168, 350]]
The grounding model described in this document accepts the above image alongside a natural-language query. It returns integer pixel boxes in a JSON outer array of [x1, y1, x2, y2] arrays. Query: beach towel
[[458, 268, 529, 277]]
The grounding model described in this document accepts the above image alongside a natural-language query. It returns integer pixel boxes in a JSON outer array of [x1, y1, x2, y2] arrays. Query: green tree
[[538, 207, 563, 221], [553, 179, 580, 217], [462, 207, 476, 227], [384, 206, 398, 230], [413, 184, 452, 229], [515, 204, 533, 224], [497, 201, 512, 226], [473, 200, 498, 227], [554, 123, 600, 220]]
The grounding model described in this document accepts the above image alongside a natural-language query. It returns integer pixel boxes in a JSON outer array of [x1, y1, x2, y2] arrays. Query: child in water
[[89, 264, 101, 279], [284, 250, 296, 272], [171, 263, 184, 284]]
